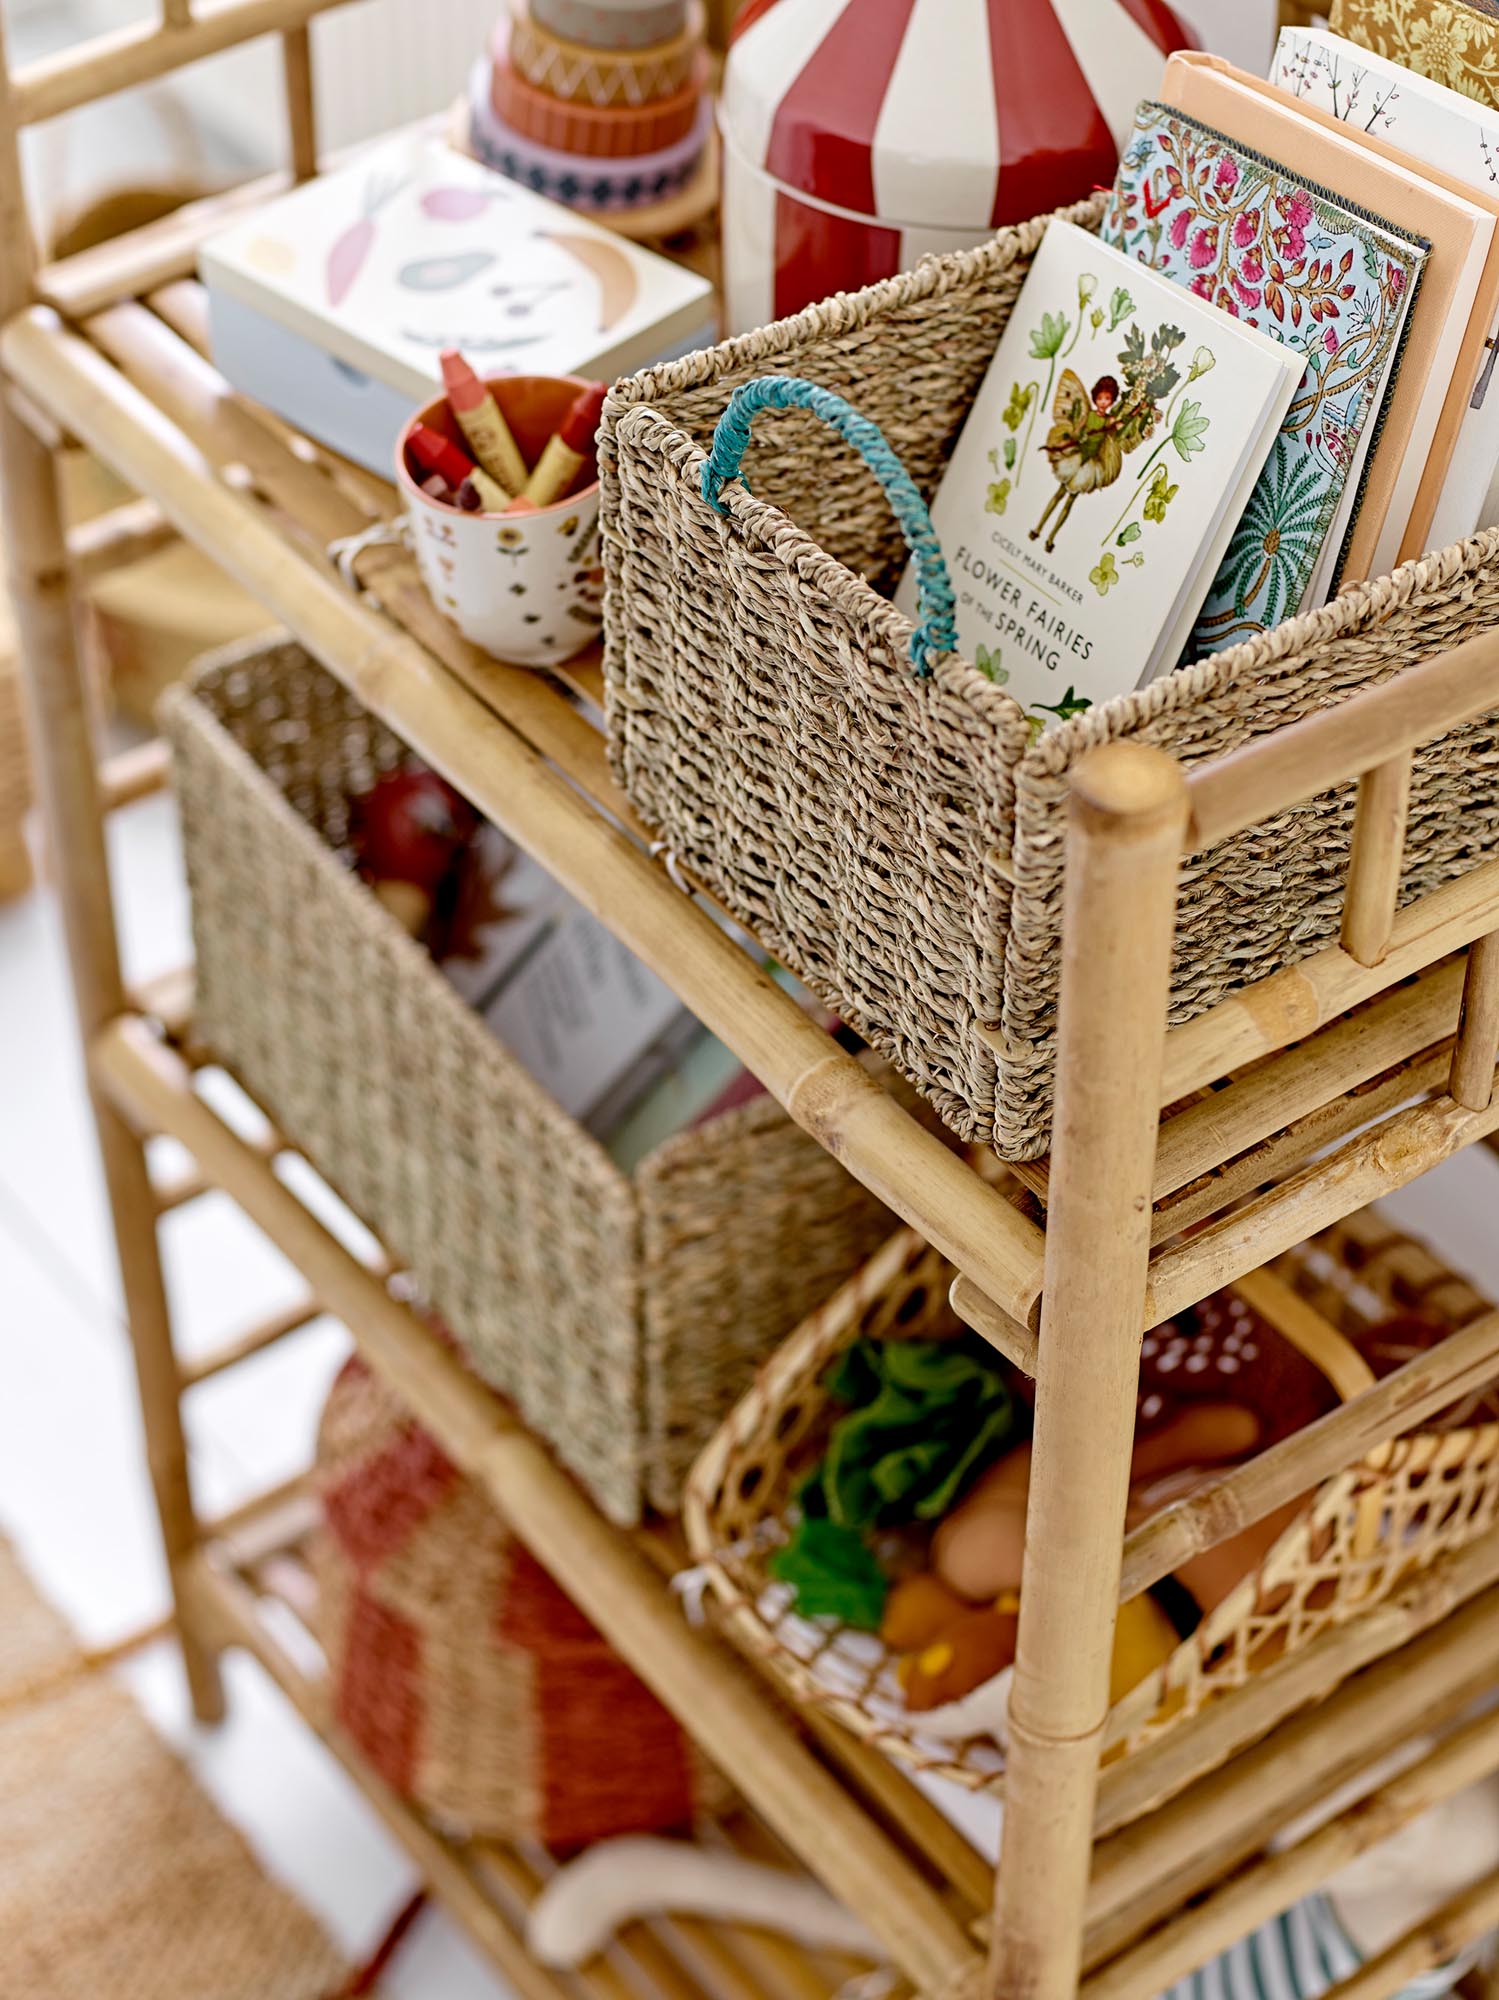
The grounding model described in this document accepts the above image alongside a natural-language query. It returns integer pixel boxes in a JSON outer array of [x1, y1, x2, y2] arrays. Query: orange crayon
[[522, 382, 606, 506], [440, 349, 529, 496]]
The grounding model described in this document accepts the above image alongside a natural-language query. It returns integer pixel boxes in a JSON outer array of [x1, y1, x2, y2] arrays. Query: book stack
[[467, 0, 712, 216], [903, 1, 1499, 731]]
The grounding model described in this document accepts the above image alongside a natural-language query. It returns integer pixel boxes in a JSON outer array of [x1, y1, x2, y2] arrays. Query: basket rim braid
[[600, 192, 1499, 1161], [683, 1215, 1499, 1796], [165, 636, 907, 1525]]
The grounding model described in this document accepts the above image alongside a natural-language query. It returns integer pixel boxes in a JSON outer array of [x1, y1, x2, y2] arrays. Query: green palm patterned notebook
[[1101, 103, 1429, 654]]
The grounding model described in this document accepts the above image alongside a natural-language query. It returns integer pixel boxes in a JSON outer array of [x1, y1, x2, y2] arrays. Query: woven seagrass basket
[[600, 193, 1499, 1161], [163, 636, 906, 1526], [313, 1350, 729, 1845], [683, 1210, 1499, 1794]]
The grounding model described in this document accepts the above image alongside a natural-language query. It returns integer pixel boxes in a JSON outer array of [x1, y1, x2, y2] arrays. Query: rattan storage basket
[[163, 636, 905, 1526], [683, 1211, 1499, 1794], [600, 194, 1499, 1161]]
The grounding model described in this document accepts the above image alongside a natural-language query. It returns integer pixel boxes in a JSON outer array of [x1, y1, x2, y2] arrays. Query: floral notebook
[[1329, 0, 1499, 108], [898, 220, 1303, 724], [1101, 103, 1428, 654]]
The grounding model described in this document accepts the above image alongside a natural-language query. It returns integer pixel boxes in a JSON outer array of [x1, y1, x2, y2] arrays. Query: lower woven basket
[[314, 1349, 728, 1846], [163, 636, 904, 1526], [600, 192, 1499, 1161], [684, 1210, 1499, 1793]]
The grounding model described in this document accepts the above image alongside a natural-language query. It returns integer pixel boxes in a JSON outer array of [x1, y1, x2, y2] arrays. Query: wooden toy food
[[350, 767, 477, 936], [1108, 1594, 1180, 1705], [929, 1446, 1032, 1603], [878, 1573, 970, 1654], [899, 1602, 1021, 1713], [932, 1402, 1261, 1605], [890, 1582, 1177, 1713]]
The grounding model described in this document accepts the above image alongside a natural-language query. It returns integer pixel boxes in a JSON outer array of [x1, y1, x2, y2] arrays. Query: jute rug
[[0, 1533, 349, 1999]]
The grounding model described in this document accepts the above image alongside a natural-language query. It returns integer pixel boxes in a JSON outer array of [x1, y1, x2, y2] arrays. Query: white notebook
[[1272, 24, 1499, 545], [899, 222, 1304, 723]]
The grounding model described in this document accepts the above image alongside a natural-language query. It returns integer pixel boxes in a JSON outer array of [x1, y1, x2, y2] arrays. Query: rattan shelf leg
[[990, 746, 1189, 2000], [1451, 930, 1499, 1112], [0, 395, 223, 1722], [0, 812, 30, 897]]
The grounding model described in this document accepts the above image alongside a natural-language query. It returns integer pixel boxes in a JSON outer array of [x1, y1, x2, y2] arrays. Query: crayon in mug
[[440, 349, 530, 496], [523, 382, 607, 506], [408, 422, 477, 491], [458, 465, 514, 513]]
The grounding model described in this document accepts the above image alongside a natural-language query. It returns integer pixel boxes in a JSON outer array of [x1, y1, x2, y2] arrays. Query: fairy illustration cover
[[1101, 103, 1428, 656], [900, 221, 1303, 724]]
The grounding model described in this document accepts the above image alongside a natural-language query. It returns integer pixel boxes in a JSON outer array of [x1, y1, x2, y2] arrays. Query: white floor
[[0, 792, 515, 1997], [6, 789, 1499, 1995]]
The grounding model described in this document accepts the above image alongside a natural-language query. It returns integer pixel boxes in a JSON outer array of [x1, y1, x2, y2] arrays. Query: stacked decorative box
[[469, 0, 712, 214]]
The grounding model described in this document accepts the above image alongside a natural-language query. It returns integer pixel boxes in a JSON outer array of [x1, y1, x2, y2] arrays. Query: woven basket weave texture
[[684, 1208, 1499, 1798], [600, 195, 1499, 1159], [314, 1352, 728, 1844], [164, 637, 903, 1525]]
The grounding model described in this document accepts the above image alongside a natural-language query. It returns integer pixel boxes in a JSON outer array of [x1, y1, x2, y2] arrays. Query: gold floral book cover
[[1329, 0, 1499, 107], [1101, 102, 1428, 653], [898, 220, 1302, 723]]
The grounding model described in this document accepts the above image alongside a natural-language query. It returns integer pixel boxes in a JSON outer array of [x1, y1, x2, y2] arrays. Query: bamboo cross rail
[[5, 13, 1499, 1989], [94, 1017, 982, 2000]]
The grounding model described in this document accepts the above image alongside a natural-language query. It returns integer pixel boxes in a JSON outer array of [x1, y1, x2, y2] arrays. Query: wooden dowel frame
[[1084, 1582, 1499, 1968], [1341, 755, 1411, 967], [1186, 629, 1499, 850], [12, 0, 360, 125], [991, 745, 1188, 2000], [1096, 1518, 1499, 1835], [178, 1295, 323, 1387], [1451, 931, 1499, 1112], [1151, 1042, 1454, 1246], [1144, 1085, 1499, 1326], [67, 493, 175, 582], [6, 306, 1048, 1332], [93, 1016, 981, 1999], [1083, 1705, 1499, 2000], [1118, 1305, 1499, 1602], [98, 737, 172, 813], [1158, 858, 1499, 1105], [1318, 1871, 1499, 2000], [1155, 965, 1460, 1204]]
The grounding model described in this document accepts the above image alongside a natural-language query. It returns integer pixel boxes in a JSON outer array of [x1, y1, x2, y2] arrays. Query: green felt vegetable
[[814, 1339, 1017, 1529], [768, 1517, 888, 1629], [771, 1338, 1020, 1627]]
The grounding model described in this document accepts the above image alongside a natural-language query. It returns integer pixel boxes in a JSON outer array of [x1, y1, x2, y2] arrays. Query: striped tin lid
[[722, 0, 1194, 231]]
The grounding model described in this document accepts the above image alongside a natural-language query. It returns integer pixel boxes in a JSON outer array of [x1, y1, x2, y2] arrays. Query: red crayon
[[522, 382, 607, 506], [408, 422, 476, 491]]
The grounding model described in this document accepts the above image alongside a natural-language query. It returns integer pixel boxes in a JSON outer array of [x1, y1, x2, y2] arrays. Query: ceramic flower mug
[[397, 374, 604, 668]]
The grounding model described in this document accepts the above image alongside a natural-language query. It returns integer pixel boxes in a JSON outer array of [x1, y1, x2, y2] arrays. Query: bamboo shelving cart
[[10, 7, 1499, 2000]]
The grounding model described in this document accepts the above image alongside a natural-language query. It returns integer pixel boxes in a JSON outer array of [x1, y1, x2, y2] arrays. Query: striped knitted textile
[[313, 1352, 730, 1848], [1159, 1895, 1471, 2000]]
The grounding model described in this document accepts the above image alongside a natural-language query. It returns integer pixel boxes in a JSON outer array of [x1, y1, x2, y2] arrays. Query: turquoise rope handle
[[700, 374, 956, 677]]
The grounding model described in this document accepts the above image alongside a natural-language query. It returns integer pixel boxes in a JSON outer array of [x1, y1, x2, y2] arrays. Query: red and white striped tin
[[720, 0, 1193, 335]]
